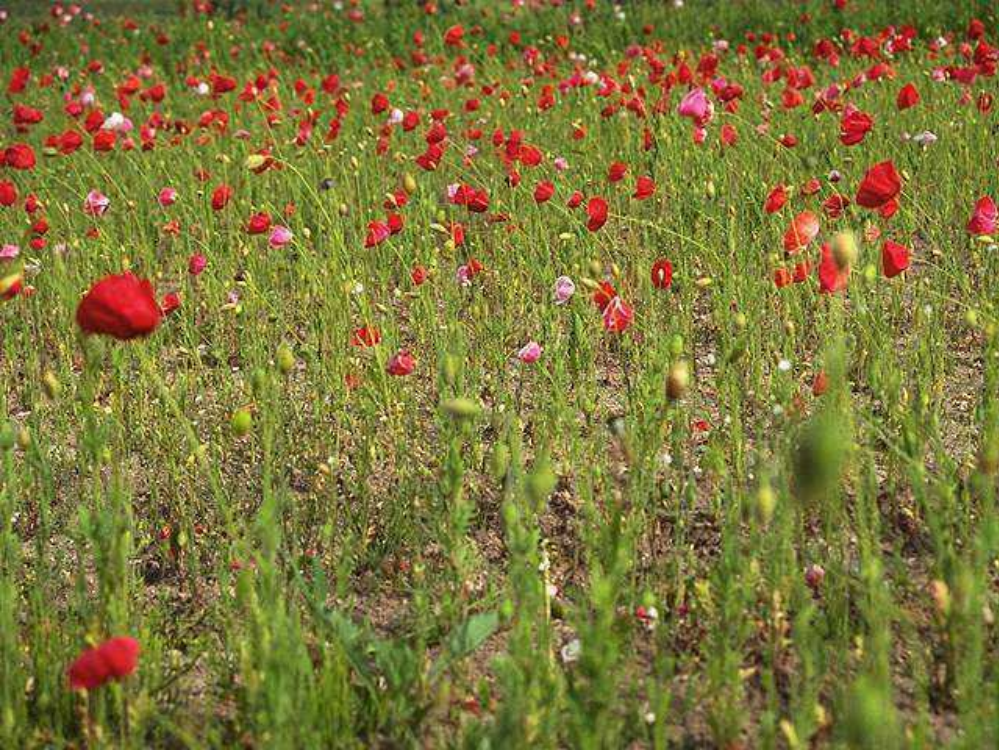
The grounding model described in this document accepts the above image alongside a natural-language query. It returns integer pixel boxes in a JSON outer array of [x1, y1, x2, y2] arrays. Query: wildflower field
[[2, 0, 999, 746]]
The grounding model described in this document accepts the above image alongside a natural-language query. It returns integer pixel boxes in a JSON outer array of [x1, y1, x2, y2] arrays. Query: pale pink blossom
[[553, 275, 575, 304], [517, 341, 542, 364], [269, 225, 293, 248], [83, 190, 109, 216]]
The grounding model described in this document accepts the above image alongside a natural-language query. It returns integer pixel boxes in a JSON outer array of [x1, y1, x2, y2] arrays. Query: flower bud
[[831, 230, 858, 270], [230, 408, 252, 437], [666, 360, 689, 401]]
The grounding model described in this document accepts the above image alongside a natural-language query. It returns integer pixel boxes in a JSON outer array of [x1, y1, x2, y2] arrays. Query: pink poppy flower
[[84, 190, 109, 217], [678, 88, 711, 124], [553, 275, 575, 304], [157, 187, 177, 207], [269, 225, 292, 248], [517, 341, 542, 363]]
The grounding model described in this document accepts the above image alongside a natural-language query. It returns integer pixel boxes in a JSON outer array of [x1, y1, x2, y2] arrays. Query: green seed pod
[[666, 360, 690, 401], [231, 408, 253, 437], [756, 481, 776, 524], [490, 442, 511, 481], [0, 424, 14, 451], [16, 427, 31, 451], [41, 370, 61, 400], [276, 345, 295, 374]]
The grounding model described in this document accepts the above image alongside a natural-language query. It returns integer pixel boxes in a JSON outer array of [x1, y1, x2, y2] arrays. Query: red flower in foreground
[[881, 240, 910, 278], [3, 143, 36, 170], [897, 83, 920, 110], [211, 184, 233, 211], [855, 160, 901, 213], [650, 258, 673, 289], [386, 350, 415, 376], [839, 109, 873, 146], [764, 184, 787, 214], [76, 273, 162, 340], [783, 211, 820, 253], [68, 637, 140, 691], [817, 243, 850, 294], [633, 176, 656, 200], [586, 197, 608, 231], [602, 296, 633, 332]]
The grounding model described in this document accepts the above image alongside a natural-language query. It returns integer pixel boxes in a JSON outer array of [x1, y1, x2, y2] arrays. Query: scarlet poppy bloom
[[592, 280, 617, 312], [567, 190, 584, 209], [855, 160, 901, 212], [68, 637, 140, 691], [386, 350, 415, 376], [3, 143, 35, 170], [586, 197, 608, 231], [839, 109, 873, 146], [411, 266, 429, 286], [161, 292, 181, 315], [774, 266, 792, 288], [896, 82, 920, 110], [633, 176, 656, 200], [351, 326, 381, 347], [211, 184, 233, 211], [76, 273, 162, 340], [651, 259, 673, 289], [764, 184, 788, 214], [246, 212, 272, 235], [608, 162, 628, 183], [783, 211, 820, 253], [966, 196, 997, 236], [817, 243, 849, 294], [533, 181, 555, 203], [602, 296, 633, 332], [0, 180, 16, 207], [881, 240, 910, 277]]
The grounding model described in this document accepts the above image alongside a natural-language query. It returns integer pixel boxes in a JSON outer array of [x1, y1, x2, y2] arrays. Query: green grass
[[2, 0, 999, 747]]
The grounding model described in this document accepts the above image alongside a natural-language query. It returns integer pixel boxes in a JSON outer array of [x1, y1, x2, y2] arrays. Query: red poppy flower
[[567, 190, 584, 209], [3, 143, 36, 170], [161, 292, 181, 315], [0, 180, 16, 207], [608, 161, 628, 182], [411, 265, 428, 285], [68, 637, 140, 691], [817, 243, 849, 294], [246, 212, 271, 235], [633, 176, 656, 200], [76, 273, 162, 340], [782, 211, 820, 253], [881, 240, 910, 278], [839, 109, 873, 146], [592, 280, 617, 312], [533, 180, 555, 203], [774, 267, 792, 288], [586, 197, 608, 231], [602, 296, 633, 332], [351, 326, 381, 347], [211, 184, 233, 211], [896, 82, 920, 110], [855, 160, 901, 211], [764, 184, 788, 214], [651, 258, 673, 289], [386, 350, 415, 376]]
